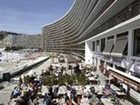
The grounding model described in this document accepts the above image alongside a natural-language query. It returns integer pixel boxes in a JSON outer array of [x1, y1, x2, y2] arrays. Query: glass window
[[0, 52, 2, 57], [111, 32, 128, 57], [96, 40, 100, 52], [103, 39, 114, 55], [101, 38, 105, 52], [92, 41, 95, 51], [134, 28, 140, 56]]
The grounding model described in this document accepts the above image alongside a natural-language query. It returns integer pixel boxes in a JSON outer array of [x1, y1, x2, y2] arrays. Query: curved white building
[[43, 0, 140, 102]]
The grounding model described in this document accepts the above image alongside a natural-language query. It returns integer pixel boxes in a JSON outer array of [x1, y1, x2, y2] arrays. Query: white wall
[[130, 89, 140, 102], [85, 41, 93, 64], [85, 15, 140, 64], [84, 15, 140, 103], [0, 52, 25, 62]]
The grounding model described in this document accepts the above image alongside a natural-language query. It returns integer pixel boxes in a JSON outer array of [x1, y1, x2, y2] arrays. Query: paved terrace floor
[[0, 52, 46, 78], [0, 56, 50, 105], [0, 55, 135, 105]]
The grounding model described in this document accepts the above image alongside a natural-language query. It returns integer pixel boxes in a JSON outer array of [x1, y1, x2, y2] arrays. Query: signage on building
[[134, 60, 140, 75], [103, 55, 112, 63], [112, 57, 122, 66], [121, 58, 130, 69]]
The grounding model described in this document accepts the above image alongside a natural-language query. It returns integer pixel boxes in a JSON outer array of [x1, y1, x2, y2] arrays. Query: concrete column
[[128, 30, 134, 59], [96, 40, 99, 52], [105, 37, 107, 46], [97, 40, 101, 64], [85, 41, 93, 64], [113, 64, 116, 69], [114, 35, 117, 44], [99, 40, 101, 52]]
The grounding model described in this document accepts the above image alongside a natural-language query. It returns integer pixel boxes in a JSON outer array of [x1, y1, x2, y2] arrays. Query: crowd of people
[[9, 73, 42, 105], [8, 62, 122, 105]]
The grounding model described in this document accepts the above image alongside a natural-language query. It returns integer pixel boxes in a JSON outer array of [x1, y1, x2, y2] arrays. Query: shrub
[[42, 73, 87, 86]]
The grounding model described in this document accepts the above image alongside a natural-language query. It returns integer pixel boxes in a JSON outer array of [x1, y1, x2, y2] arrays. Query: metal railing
[[82, 0, 140, 41]]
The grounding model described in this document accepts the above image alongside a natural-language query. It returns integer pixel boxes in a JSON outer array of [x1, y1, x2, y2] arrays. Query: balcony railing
[[82, 0, 140, 41]]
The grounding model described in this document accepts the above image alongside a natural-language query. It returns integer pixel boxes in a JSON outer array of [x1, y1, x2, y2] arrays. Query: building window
[[115, 65, 126, 72], [0, 52, 2, 57], [96, 40, 100, 52], [92, 41, 95, 51], [107, 62, 113, 67], [103, 37, 114, 55], [111, 32, 128, 57], [101, 38, 105, 52], [134, 28, 140, 56]]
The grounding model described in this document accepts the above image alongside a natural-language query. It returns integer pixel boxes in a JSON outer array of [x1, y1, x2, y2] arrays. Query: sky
[[0, 0, 74, 34]]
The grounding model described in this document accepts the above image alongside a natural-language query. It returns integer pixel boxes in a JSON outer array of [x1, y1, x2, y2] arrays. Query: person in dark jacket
[[74, 63, 81, 75]]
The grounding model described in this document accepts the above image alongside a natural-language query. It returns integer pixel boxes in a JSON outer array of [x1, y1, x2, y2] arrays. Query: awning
[[103, 39, 114, 55], [111, 37, 128, 57]]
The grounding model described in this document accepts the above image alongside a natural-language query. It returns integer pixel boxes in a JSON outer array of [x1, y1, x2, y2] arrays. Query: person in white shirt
[[80, 94, 89, 105]]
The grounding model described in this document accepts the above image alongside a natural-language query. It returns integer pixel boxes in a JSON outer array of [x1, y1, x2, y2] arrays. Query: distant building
[[0, 31, 43, 49], [15, 34, 43, 49], [0, 31, 18, 48]]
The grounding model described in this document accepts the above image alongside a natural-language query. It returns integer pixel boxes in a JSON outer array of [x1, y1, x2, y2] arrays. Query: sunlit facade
[[43, 0, 140, 102]]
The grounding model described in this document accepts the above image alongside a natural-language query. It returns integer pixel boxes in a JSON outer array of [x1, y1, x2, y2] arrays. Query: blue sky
[[0, 0, 74, 34]]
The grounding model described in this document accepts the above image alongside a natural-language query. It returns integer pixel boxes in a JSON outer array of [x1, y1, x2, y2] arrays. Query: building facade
[[43, 0, 140, 102], [0, 31, 43, 49], [15, 34, 43, 49], [0, 31, 18, 48]]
